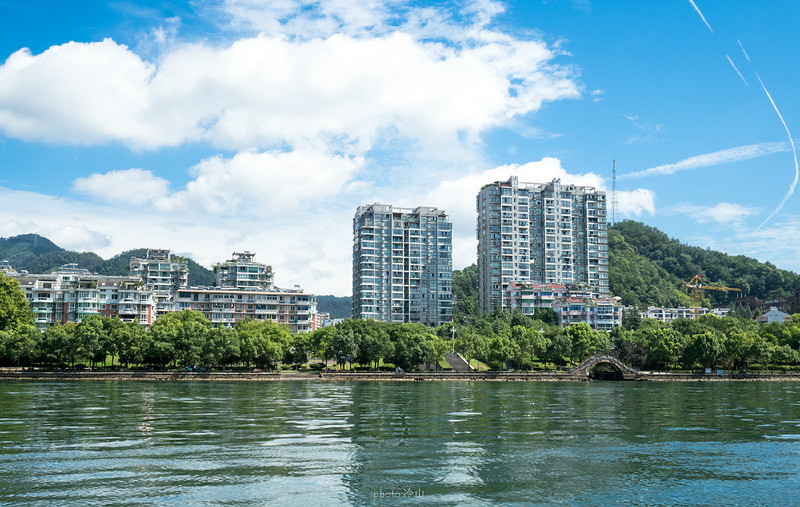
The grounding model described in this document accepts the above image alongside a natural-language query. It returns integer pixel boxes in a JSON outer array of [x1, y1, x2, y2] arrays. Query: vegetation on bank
[[4, 220, 800, 372], [2, 276, 800, 372]]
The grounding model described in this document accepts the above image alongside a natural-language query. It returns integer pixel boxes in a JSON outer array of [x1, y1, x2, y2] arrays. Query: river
[[1, 380, 798, 505]]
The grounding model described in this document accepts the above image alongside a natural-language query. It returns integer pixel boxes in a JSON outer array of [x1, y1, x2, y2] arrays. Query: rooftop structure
[[214, 251, 274, 290]]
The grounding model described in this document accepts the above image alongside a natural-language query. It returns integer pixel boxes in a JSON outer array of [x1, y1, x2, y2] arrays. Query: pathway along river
[[1, 380, 799, 505]]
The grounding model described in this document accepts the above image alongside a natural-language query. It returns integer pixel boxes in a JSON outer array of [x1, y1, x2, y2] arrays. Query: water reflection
[[0, 381, 799, 505]]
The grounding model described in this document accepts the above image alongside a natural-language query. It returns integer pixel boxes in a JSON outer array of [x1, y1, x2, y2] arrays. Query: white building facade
[[129, 249, 188, 318], [10, 264, 155, 331]]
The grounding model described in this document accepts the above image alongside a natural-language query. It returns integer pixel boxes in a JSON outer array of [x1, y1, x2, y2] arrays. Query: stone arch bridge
[[567, 354, 642, 380]]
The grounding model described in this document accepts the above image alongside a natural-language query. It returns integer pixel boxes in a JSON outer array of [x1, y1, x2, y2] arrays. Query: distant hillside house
[[756, 307, 793, 324], [504, 281, 622, 331], [641, 306, 729, 323]]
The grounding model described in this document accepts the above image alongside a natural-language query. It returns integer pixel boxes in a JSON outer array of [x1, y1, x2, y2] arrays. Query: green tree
[[0, 327, 38, 368], [0, 274, 34, 334], [330, 326, 358, 369], [311, 325, 336, 366], [74, 315, 107, 369], [683, 331, 726, 369], [113, 322, 146, 368], [543, 331, 572, 368], [641, 326, 685, 370]]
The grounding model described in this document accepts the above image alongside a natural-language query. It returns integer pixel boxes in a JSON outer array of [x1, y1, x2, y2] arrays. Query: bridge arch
[[567, 354, 639, 380]]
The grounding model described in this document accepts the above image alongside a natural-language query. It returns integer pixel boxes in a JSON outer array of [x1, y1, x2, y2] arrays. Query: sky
[[0, 0, 798, 296]]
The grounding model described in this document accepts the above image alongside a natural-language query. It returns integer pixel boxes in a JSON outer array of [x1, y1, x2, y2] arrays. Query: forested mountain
[[609, 221, 800, 307], [0, 235, 214, 286], [0, 234, 62, 268], [316, 295, 352, 319], [453, 221, 800, 316]]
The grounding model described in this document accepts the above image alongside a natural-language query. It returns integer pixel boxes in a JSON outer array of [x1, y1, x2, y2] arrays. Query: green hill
[[609, 220, 800, 307], [316, 295, 352, 319], [0, 234, 62, 268], [0, 235, 214, 285]]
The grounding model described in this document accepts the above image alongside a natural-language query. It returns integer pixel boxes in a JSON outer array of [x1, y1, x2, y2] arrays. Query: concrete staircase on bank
[[444, 353, 475, 372]]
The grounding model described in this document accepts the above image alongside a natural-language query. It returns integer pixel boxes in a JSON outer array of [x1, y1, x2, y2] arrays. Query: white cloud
[[615, 189, 655, 217], [623, 141, 790, 179], [158, 149, 364, 215], [0, 16, 580, 156], [72, 168, 170, 205], [680, 202, 759, 225]]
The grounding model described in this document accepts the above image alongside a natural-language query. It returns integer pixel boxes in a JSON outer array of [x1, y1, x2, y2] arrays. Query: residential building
[[214, 251, 274, 289], [129, 249, 188, 317], [641, 306, 730, 323], [0, 260, 14, 274], [756, 307, 792, 324], [352, 203, 453, 326], [175, 286, 317, 333], [552, 297, 622, 331], [505, 281, 622, 330], [10, 264, 155, 331], [477, 176, 608, 314]]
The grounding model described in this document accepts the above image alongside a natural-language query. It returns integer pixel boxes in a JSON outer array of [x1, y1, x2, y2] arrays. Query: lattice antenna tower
[[611, 159, 617, 225]]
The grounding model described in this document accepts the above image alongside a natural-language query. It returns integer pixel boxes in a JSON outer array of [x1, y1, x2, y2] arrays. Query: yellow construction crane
[[684, 274, 742, 318]]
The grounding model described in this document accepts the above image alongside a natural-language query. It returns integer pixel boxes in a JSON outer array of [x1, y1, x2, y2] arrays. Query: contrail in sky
[[623, 142, 789, 179], [737, 39, 751, 61], [688, 0, 713, 33], [756, 73, 799, 229], [726, 55, 748, 86]]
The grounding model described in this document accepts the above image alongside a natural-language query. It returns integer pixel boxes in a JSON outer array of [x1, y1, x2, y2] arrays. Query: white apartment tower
[[353, 203, 453, 326], [476, 177, 608, 314], [129, 249, 189, 317]]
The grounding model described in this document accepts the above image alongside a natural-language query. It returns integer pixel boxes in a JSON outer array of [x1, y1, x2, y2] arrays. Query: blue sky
[[0, 0, 798, 296]]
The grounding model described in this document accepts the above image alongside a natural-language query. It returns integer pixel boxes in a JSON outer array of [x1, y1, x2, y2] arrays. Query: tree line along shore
[[2, 299, 800, 375]]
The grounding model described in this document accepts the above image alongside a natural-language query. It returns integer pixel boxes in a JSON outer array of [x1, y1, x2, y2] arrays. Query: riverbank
[[2, 370, 799, 382]]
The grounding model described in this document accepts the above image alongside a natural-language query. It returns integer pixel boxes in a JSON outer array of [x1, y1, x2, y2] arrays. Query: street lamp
[[451, 325, 456, 354]]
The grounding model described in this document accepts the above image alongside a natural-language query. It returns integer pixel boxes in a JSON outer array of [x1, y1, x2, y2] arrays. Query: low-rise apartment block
[[214, 251, 274, 289], [641, 306, 729, 323], [175, 286, 317, 333], [504, 281, 621, 330], [9, 264, 155, 331]]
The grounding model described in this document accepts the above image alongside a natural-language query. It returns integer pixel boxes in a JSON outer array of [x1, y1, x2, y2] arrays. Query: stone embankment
[[1, 369, 798, 382]]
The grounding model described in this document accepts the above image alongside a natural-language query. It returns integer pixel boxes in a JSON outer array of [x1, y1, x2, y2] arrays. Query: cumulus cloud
[[616, 189, 655, 216], [72, 168, 170, 205], [159, 149, 364, 214], [0, 13, 580, 156]]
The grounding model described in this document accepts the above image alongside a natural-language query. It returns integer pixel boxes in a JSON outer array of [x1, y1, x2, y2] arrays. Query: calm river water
[[1, 380, 799, 505]]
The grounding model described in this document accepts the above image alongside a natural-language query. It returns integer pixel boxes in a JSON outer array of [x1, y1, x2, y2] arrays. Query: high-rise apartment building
[[129, 249, 188, 317], [353, 203, 453, 326], [213, 251, 274, 290], [477, 177, 608, 314]]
